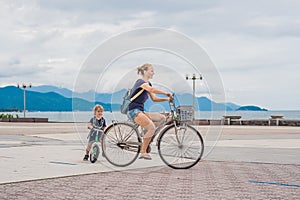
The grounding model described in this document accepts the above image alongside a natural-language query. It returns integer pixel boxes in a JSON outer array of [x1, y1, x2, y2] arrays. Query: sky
[[0, 0, 299, 110]]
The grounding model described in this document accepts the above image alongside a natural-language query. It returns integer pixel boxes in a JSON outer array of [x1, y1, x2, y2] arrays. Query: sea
[[2, 110, 300, 123]]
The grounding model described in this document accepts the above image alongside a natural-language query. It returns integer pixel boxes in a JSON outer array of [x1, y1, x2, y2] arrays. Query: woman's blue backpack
[[120, 88, 144, 114]]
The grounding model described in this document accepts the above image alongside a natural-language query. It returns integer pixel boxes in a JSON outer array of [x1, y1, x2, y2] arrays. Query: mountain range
[[0, 86, 116, 112], [0, 85, 267, 112]]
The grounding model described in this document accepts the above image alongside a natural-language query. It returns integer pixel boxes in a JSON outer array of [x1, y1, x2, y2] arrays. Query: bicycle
[[101, 94, 204, 169], [88, 126, 104, 163]]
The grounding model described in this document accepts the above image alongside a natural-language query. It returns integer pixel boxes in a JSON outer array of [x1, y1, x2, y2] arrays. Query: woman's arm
[[140, 83, 171, 102], [149, 93, 169, 102]]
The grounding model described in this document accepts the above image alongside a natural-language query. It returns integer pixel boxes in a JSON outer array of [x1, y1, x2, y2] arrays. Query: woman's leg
[[146, 112, 166, 132], [134, 112, 155, 157]]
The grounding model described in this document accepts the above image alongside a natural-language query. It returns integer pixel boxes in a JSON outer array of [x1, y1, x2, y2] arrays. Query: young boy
[[83, 104, 107, 161]]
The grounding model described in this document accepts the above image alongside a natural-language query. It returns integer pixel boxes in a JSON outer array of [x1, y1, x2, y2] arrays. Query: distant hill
[[0, 85, 267, 112], [225, 102, 241, 110], [237, 105, 268, 111], [0, 86, 114, 112], [29, 85, 73, 98], [29, 85, 126, 103], [27, 86, 234, 111]]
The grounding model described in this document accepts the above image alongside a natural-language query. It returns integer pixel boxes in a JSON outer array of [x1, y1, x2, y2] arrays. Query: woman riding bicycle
[[127, 63, 172, 160]]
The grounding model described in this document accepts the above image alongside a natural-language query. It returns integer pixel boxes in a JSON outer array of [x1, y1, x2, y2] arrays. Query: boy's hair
[[93, 104, 104, 114]]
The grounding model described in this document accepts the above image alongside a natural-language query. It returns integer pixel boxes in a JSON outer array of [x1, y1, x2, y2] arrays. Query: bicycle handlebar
[[88, 126, 103, 131], [168, 93, 175, 102], [167, 93, 176, 112]]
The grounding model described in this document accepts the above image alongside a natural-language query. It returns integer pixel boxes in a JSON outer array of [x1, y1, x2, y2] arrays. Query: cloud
[[0, 0, 299, 109]]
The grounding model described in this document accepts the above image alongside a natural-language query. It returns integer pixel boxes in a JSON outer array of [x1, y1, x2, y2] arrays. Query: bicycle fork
[[174, 123, 188, 148]]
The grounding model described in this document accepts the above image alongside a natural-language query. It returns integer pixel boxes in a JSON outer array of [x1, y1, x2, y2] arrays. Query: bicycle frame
[[88, 127, 103, 142], [157, 96, 183, 144], [110, 122, 142, 148], [110, 95, 185, 146]]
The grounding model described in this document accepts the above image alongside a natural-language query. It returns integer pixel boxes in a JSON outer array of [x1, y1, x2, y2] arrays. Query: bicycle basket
[[176, 106, 194, 121]]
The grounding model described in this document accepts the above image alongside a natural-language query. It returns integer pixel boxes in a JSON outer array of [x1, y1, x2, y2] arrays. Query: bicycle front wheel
[[158, 124, 204, 169], [102, 122, 141, 167]]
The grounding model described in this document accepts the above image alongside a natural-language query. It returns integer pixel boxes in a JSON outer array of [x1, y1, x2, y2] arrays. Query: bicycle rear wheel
[[90, 143, 100, 163], [102, 122, 141, 167], [158, 124, 204, 169]]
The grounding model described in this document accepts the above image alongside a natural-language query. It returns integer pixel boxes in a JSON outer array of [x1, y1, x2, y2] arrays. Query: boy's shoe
[[102, 151, 106, 157], [83, 154, 89, 161]]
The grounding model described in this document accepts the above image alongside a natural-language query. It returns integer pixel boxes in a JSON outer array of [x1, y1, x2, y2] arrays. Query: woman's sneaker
[[83, 154, 89, 161]]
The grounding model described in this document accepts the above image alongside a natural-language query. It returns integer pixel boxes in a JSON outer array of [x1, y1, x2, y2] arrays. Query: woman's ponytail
[[137, 63, 152, 75]]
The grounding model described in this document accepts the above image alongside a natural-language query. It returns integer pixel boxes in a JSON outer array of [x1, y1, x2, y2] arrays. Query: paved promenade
[[0, 122, 299, 199]]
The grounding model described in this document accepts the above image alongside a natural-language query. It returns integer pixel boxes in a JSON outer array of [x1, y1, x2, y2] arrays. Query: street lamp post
[[17, 83, 32, 118], [185, 74, 202, 120]]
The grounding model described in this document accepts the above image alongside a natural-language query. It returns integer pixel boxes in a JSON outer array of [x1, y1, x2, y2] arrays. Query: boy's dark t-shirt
[[89, 117, 106, 130], [128, 79, 152, 111]]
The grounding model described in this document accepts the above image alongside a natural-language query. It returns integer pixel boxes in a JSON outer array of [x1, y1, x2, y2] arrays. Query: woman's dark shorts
[[127, 108, 144, 121]]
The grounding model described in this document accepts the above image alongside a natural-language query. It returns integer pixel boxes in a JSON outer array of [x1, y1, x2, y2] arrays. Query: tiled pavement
[[0, 160, 299, 200], [0, 123, 299, 199]]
